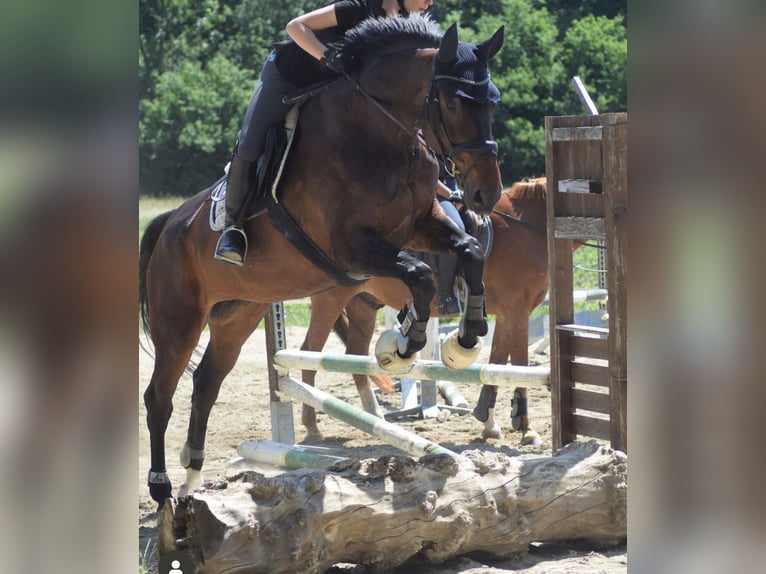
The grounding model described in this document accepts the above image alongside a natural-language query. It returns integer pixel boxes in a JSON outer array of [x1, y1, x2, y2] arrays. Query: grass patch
[[139, 196, 186, 240], [139, 539, 157, 574]]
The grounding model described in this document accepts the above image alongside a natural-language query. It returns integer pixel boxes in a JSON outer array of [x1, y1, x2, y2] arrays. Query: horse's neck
[[514, 198, 547, 230], [499, 194, 547, 231], [358, 50, 434, 129]]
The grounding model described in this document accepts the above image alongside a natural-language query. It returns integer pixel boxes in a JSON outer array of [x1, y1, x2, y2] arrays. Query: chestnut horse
[[302, 179, 549, 444], [139, 16, 505, 505]]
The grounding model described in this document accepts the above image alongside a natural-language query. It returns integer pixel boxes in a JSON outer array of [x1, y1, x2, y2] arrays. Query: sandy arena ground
[[139, 324, 626, 573]]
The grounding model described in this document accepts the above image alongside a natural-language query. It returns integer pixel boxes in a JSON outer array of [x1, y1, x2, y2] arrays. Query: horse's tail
[[139, 210, 176, 337]]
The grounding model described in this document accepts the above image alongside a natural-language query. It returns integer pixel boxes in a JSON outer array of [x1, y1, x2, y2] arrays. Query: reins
[[335, 50, 499, 177], [340, 69, 424, 145]]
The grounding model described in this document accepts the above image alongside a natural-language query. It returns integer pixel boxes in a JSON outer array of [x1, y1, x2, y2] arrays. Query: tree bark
[[159, 440, 626, 573]]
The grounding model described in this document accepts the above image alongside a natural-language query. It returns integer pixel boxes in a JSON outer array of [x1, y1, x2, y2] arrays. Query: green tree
[[138, 0, 627, 196], [540, 0, 627, 33], [440, 1, 563, 182], [560, 15, 627, 113], [140, 53, 254, 196]]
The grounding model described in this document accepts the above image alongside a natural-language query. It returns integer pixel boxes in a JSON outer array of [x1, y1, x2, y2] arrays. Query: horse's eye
[[445, 95, 458, 111]]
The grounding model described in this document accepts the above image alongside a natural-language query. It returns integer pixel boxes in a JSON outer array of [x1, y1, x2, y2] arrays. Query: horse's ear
[[438, 23, 459, 71], [477, 26, 504, 62]]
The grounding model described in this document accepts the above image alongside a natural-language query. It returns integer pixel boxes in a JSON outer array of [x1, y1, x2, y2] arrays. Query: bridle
[[338, 51, 498, 188], [425, 57, 499, 186]]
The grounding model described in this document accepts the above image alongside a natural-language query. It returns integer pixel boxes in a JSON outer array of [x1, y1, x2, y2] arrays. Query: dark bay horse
[[302, 179, 550, 444], [139, 16, 505, 504]]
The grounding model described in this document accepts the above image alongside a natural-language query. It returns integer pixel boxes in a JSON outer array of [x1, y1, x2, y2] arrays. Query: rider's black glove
[[320, 46, 345, 74]]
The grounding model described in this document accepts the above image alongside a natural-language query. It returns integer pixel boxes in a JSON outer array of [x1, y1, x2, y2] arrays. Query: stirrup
[[214, 226, 248, 266]]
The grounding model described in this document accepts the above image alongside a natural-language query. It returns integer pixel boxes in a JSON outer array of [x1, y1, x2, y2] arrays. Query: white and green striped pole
[[278, 376, 458, 459], [274, 349, 549, 387], [238, 440, 352, 470]]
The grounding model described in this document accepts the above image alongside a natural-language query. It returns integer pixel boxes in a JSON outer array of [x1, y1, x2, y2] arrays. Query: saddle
[[209, 106, 299, 231]]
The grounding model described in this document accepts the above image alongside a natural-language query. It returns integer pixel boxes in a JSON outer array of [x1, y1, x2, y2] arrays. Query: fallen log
[[159, 440, 626, 573]]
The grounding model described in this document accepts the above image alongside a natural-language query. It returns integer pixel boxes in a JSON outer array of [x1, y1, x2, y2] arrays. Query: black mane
[[336, 14, 443, 68]]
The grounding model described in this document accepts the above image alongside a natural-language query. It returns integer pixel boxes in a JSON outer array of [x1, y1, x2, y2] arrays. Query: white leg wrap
[[481, 408, 503, 440], [179, 469, 202, 497]]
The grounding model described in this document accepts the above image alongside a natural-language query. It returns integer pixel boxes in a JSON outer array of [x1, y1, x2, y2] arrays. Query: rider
[[435, 163, 465, 315], [215, 0, 435, 266]]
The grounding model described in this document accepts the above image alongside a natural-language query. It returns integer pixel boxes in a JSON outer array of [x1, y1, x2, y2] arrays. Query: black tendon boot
[[214, 148, 258, 266]]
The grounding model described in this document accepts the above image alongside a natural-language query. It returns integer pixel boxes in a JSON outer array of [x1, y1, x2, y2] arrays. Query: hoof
[[375, 329, 418, 373], [440, 329, 481, 370], [482, 423, 503, 440], [303, 429, 324, 444], [521, 430, 542, 446]]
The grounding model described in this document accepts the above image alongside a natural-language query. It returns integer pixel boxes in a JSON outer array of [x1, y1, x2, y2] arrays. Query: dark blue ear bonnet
[[434, 41, 500, 104]]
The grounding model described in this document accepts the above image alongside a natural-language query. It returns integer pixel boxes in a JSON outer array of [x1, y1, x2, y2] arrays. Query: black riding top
[[274, 0, 385, 87]]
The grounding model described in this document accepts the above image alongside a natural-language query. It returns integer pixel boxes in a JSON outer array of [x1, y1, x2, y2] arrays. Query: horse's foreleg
[[471, 313, 516, 439], [474, 385, 502, 439], [342, 233, 433, 364], [181, 303, 266, 495], [428, 230, 488, 369], [451, 231, 489, 348], [409, 205, 487, 369], [384, 252, 434, 360]]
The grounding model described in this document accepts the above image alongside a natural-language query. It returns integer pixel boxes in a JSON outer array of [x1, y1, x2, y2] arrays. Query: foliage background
[[139, 0, 626, 196]]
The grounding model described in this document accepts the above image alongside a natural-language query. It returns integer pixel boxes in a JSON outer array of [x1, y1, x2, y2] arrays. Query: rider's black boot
[[214, 147, 258, 266]]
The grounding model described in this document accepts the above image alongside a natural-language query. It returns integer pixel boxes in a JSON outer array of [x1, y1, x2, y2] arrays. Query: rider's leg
[[215, 53, 294, 265], [214, 139, 258, 266], [436, 195, 464, 315]]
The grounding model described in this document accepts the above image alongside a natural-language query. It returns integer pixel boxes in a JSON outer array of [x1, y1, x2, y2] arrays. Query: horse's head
[[333, 16, 504, 214], [429, 24, 505, 215]]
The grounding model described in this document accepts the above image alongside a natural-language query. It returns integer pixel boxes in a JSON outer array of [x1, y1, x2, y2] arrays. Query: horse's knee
[[405, 260, 435, 293], [455, 235, 484, 265]]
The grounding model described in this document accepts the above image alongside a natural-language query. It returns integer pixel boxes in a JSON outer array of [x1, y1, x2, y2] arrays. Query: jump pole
[[277, 375, 458, 459], [274, 349, 550, 388], [238, 440, 353, 470]]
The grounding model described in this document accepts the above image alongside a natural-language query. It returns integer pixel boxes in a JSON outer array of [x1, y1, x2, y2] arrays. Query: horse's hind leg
[[473, 314, 515, 439], [300, 289, 359, 441], [144, 313, 206, 506], [181, 301, 268, 494], [343, 294, 385, 416], [507, 315, 541, 446]]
